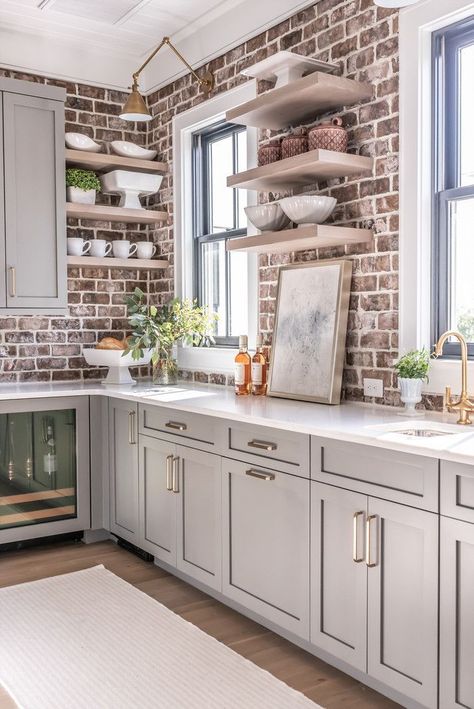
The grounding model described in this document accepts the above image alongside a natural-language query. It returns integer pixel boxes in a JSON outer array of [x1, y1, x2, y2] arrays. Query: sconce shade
[[119, 84, 151, 122]]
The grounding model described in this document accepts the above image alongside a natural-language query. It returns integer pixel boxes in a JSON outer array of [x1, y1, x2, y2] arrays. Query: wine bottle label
[[251, 363, 263, 385], [234, 363, 245, 385]]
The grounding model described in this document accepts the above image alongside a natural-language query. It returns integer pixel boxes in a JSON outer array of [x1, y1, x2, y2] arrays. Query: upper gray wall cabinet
[[0, 79, 66, 312]]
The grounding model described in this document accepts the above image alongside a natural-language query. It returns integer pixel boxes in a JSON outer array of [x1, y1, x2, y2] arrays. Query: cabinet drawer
[[222, 458, 310, 639], [139, 405, 221, 452], [441, 460, 474, 523], [226, 421, 310, 476], [311, 437, 439, 511]]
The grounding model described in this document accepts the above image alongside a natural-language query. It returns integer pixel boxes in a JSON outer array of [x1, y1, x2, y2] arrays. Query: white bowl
[[65, 132, 101, 152], [279, 195, 337, 226], [244, 204, 290, 232], [110, 141, 157, 161], [83, 348, 152, 385], [100, 170, 163, 209]]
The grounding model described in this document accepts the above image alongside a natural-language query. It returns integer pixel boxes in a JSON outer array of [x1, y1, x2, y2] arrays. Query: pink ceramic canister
[[308, 117, 348, 153]]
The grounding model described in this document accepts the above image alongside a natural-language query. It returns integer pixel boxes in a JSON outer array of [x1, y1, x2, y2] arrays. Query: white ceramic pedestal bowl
[[110, 141, 157, 161], [65, 133, 101, 152], [279, 195, 337, 226], [100, 170, 163, 210], [83, 348, 152, 385], [241, 51, 339, 87], [245, 203, 290, 232]]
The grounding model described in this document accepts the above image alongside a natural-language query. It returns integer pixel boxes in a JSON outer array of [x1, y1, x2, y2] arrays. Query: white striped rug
[[0, 565, 321, 709]]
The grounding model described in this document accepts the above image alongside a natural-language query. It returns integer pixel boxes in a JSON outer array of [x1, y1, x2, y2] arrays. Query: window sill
[[423, 358, 474, 395], [177, 345, 237, 374]]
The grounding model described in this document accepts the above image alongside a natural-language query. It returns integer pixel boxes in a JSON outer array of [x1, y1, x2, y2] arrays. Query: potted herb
[[394, 349, 431, 414], [66, 168, 101, 205], [125, 288, 217, 385]]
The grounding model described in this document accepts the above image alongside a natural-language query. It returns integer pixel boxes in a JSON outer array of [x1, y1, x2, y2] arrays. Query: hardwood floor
[[0, 539, 399, 709]]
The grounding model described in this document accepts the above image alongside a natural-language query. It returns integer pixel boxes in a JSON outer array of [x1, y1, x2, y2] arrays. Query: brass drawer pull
[[352, 511, 365, 563], [248, 439, 277, 451], [166, 421, 187, 432], [166, 454, 173, 491], [245, 469, 275, 481], [366, 515, 378, 568], [172, 456, 180, 493], [128, 410, 136, 445], [8, 267, 16, 298]]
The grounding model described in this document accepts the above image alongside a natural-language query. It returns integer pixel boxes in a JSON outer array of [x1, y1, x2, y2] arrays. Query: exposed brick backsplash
[[0, 2, 439, 409]]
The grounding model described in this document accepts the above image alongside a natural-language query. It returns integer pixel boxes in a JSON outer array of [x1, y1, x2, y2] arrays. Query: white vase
[[67, 186, 96, 204], [399, 377, 424, 415]]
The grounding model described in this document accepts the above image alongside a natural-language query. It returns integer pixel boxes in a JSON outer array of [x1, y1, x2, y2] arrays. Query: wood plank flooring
[[0, 540, 400, 709]]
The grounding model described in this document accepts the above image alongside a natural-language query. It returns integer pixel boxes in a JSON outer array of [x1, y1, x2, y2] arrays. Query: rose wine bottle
[[234, 335, 251, 395], [251, 334, 267, 396]]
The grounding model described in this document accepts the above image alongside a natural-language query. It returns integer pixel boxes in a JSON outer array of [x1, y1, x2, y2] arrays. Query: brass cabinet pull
[[366, 515, 378, 568], [245, 469, 275, 481], [166, 421, 187, 431], [166, 454, 173, 491], [353, 511, 365, 563], [172, 456, 180, 493], [248, 439, 277, 451], [128, 410, 136, 445], [8, 267, 16, 298]]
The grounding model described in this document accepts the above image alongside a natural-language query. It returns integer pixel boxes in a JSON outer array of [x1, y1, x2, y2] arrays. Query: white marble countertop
[[1, 380, 474, 465]]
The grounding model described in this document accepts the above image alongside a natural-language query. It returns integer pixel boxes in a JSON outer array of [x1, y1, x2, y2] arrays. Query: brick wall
[[0, 2, 444, 407], [0, 70, 159, 382]]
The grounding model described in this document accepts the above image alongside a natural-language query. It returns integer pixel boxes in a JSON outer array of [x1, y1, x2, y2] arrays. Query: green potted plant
[[125, 288, 217, 385], [393, 348, 431, 414], [66, 168, 101, 205]]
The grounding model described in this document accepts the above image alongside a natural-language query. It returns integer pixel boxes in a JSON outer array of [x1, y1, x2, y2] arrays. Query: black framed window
[[433, 18, 474, 357], [192, 122, 248, 347]]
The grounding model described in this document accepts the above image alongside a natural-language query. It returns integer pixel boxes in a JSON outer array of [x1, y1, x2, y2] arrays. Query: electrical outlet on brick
[[364, 378, 384, 398]]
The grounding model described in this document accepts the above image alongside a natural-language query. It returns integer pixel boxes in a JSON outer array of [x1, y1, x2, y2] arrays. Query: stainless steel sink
[[398, 429, 456, 438]]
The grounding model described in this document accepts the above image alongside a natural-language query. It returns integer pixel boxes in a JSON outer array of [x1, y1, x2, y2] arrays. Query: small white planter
[[399, 377, 424, 415], [67, 186, 96, 204]]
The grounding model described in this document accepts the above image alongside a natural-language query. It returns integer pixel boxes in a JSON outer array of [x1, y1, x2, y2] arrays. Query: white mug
[[112, 240, 137, 259], [67, 237, 91, 256], [90, 239, 112, 258], [136, 242, 157, 260]]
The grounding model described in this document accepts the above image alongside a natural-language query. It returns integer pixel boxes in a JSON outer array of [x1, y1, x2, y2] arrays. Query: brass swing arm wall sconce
[[120, 36, 214, 122]]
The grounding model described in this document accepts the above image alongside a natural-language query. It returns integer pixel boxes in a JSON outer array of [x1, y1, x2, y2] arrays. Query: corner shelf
[[225, 72, 373, 129], [225, 224, 373, 254], [227, 149, 373, 191], [65, 149, 168, 174], [67, 256, 168, 269], [66, 202, 168, 225]]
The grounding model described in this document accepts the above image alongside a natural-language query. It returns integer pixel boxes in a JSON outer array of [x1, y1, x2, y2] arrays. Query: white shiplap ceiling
[[0, 0, 313, 90]]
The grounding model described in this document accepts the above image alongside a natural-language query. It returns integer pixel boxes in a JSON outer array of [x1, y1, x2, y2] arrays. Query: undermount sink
[[369, 421, 470, 438], [397, 428, 456, 438]]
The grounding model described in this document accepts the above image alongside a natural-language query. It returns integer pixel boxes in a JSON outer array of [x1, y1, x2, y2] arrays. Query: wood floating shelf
[[66, 203, 168, 225], [226, 72, 373, 129], [67, 255, 168, 269], [227, 149, 373, 191], [225, 224, 373, 255], [65, 149, 168, 174]]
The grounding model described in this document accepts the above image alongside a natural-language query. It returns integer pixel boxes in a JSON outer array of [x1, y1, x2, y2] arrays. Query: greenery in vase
[[66, 168, 101, 192], [393, 348, 431, 381], [124, 288, 217, 366]]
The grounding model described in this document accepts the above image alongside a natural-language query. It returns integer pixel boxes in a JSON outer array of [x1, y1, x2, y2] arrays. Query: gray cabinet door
[[0, 96, 5, 308], [367, 498, 438, 708], [138, 435, 177, 565], [222, 458, 310, 639], [440, 516, 474, 709], [109, 399, 139, 544], [176, 446, 222, 590], [3, 91, 66, 310], [311, 482, 368, 671]]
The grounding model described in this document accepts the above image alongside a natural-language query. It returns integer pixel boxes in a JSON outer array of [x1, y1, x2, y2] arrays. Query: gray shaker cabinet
[[440, 516, 474, 709], [222, 458, 310, 639], [0, 79, 66, 312], [367, 498, 438, 709], [138, 434, 222, 590], [109, 399, 139, 545], [311, 483, 368, 671]]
